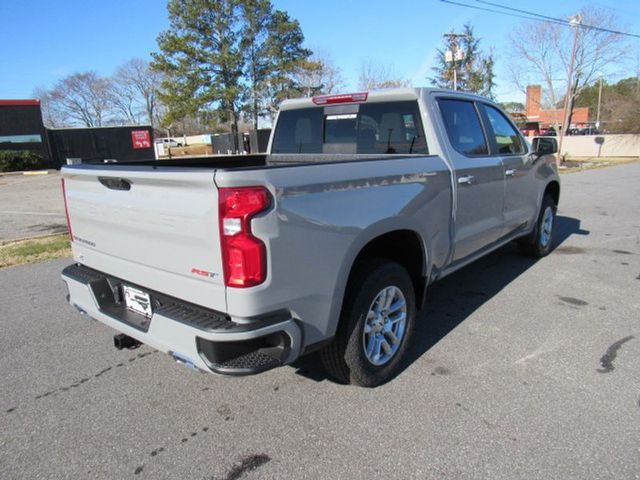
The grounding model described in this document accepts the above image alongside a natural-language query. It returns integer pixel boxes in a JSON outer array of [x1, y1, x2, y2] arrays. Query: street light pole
[[558, 14, 582, 164]]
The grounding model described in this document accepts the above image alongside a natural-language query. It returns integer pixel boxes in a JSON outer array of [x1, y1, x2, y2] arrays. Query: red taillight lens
[[61, 178, 73, 241], [218, 187, 271, 288], [312, 92, 368, 105]]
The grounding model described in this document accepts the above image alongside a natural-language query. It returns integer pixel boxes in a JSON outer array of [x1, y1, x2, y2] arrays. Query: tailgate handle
[[98, 177, 131, 191]]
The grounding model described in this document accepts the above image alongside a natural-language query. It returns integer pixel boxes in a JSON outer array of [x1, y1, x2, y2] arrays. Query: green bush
[[0, 150, 47, 172]]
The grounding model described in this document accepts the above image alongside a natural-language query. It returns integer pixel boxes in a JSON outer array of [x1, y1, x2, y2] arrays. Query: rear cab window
[[271, 101, 428, 155]]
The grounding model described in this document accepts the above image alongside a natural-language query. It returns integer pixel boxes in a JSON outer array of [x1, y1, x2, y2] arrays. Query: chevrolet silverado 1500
[[61, 88, 560, 387]]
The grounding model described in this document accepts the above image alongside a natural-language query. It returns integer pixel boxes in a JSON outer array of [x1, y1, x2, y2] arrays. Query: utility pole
[[443, 33, 466, 91], [595, 75, 603, 131], [558, 14, 582, 164]]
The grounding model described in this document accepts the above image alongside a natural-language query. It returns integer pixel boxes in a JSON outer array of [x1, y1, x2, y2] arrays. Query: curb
[[0, 232, 68, 246]]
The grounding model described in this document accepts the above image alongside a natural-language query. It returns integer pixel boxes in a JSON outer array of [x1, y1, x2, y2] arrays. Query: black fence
[[250, 129, 271, 153], [47, 125, 154, 166]]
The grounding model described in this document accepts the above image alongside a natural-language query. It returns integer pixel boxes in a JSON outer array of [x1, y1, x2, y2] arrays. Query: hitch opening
[[113, 333, 141, 350]]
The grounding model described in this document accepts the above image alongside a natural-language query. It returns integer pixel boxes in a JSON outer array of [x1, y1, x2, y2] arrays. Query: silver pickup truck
[[61, 88, 560, 387]]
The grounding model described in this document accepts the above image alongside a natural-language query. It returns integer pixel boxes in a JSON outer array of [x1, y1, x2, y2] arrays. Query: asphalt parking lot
[[1, 164, 639, 479], [0, 172, 66, 241]]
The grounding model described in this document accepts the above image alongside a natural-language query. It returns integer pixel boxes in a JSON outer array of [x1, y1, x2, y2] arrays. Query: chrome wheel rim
[[540, 206, 554, 247], [362, 286, 407, 366]]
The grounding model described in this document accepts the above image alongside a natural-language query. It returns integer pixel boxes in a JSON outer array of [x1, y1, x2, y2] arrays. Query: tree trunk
[[565, 77, 580, 135], [253, 95, 258, 130], [231, 109, 239, 153]]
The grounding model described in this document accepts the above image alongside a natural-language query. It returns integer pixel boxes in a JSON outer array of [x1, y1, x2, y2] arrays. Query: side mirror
[[532, 137, 558, 156]]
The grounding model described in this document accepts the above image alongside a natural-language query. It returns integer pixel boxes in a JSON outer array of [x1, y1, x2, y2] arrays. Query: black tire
[[320, 258, 416, 387], [518, 194, 557, 258]]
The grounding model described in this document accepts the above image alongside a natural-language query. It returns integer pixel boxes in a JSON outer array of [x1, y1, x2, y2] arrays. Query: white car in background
[[156, 138, 182, 148]]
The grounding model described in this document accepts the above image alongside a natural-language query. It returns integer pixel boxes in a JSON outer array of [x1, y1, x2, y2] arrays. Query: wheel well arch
[[347, 229, 427, 309], [545, 181, 560, 206]]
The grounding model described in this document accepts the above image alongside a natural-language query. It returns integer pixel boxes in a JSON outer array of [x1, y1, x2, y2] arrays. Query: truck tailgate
[[62, 166, 226, 312]]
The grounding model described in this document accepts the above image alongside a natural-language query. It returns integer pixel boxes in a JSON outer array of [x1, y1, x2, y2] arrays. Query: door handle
[[505, 169, 517, 177], [457, 175, 474, 185]]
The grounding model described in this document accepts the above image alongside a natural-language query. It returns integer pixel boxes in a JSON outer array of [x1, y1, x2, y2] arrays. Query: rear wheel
[[518, 194, 557, 258], [320, 259, 416, 387]]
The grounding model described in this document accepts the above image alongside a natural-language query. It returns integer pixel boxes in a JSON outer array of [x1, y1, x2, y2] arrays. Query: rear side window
[[438, 99, 488, 156], [480, 104, 525, 155], [271, 101, 428, 154]]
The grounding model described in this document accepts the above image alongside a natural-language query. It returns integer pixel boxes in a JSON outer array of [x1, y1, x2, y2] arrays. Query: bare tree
[[33, 87, 66, 128], [293, 50, 345, 96], [111, 58, 163, 127], [45, 72, 113, 127], [508, 6, 629, 132], [358, 61, 410, 90]]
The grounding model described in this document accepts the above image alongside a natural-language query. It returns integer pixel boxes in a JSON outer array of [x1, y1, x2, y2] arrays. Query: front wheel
[[320, 259, 416, 387], [518, 194, 557, 258]]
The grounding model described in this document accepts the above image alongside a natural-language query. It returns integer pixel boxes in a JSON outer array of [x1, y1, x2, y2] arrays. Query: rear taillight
[[218, 186, 271, 288], [61, 178, 73, 241]]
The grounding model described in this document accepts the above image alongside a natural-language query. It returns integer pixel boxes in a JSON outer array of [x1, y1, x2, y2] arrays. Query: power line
[[439, 0, 640, 39], [474, 0, 640, 38], [439, 0, 567, 26], [474, 0, 568, 25]]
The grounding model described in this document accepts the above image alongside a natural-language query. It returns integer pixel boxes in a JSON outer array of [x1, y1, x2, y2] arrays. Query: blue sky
[[1, 0, 639, 103]]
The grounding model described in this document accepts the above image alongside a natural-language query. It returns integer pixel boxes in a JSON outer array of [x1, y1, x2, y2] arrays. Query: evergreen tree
[[430, 24, 495, 98], [240, 0, 273, 129], [152, 0, 244, 141], [152, 0, 310, 135], [262, 10, 312, 118]]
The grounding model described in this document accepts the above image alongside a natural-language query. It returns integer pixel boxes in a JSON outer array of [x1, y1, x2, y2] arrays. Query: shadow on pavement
[[290, 215, 589, 384]]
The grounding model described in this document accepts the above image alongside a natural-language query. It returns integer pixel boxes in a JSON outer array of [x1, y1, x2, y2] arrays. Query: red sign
[[131, 130, 151, 149]]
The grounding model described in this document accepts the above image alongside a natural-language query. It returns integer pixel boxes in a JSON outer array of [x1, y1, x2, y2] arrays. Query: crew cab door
[[477, 103, 539, 235], [436, 98, 505, 261]]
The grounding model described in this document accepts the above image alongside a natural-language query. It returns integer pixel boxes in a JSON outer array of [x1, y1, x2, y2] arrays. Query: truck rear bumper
[[61, 264, 302, 375]]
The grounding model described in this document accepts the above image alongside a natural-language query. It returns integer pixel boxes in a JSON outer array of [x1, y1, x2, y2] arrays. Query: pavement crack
[[133, 425, 213, 474], [32, 350, 158, 401], [597, 336, 635, 373]]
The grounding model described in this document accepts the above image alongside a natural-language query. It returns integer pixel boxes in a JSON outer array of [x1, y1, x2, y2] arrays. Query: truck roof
[[278, 87, 491, 111]]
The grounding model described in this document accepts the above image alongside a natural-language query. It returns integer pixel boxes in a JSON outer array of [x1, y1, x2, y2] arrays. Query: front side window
[[271, 101, 428, 154], [481, 104, 525, 155], [437, 99, 488, 156]]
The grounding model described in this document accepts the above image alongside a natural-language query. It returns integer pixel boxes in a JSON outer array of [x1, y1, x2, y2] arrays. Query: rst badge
[[191, 268, 218, 279]]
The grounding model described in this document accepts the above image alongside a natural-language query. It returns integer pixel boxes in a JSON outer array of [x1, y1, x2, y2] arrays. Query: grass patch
[[0, 234, 71, 269]]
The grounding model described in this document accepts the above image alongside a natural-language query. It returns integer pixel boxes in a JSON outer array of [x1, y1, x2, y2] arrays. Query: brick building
[[520, 85, 589, 136]]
